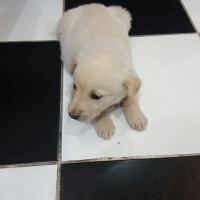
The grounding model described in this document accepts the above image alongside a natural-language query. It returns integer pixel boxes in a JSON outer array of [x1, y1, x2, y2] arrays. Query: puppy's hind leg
[[123, 95, 148, 131], [93, 111, 115, 140]]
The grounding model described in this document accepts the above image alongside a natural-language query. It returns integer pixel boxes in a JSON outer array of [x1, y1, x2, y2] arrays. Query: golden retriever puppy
[[57, 3, 147, 139]]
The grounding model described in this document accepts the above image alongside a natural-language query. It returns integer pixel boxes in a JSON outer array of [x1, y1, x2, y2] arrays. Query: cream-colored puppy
[[57, 3, 147, 139]]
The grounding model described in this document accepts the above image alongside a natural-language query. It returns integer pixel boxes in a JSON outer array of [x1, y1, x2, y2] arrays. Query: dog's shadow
[[79, 121, 94, 135], [63, 115, 93, 136], [65, 81, 73, 98], [107, 105, 123, 119]]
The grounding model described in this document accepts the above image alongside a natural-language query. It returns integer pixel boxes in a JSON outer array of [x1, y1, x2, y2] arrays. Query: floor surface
[[0, 0, 200, 199]]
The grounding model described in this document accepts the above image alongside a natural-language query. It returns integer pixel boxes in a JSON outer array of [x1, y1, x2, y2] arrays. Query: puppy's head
[[69, 53, 141, 121]]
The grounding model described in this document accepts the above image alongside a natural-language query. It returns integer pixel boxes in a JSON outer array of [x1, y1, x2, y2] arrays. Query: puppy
[[57, 3, 147, 139]]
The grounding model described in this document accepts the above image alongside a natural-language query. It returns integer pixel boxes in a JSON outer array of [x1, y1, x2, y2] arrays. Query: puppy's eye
[[74, 84, 76, 90], [91, 94, 101, 100]]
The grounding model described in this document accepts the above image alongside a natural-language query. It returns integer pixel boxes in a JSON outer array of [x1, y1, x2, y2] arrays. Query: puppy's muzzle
[[69, 112, 79, 120]]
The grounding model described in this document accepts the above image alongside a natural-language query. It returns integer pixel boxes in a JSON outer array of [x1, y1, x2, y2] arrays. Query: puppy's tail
[[109, 6, 132, 33]]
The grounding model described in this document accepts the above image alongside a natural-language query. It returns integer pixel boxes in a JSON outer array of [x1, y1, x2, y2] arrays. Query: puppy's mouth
[[69, 111, 104, 122], [76, 116, 90, 122], [69, 113, 92, 122]]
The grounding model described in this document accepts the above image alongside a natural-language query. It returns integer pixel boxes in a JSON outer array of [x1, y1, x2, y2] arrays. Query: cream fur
[[57, 3, 147, 139]]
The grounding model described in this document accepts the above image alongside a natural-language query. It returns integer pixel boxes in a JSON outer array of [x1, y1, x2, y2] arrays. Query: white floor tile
[[0, 0, 63, 41], [0, 165, 57, 200], [62, 34, 200, 161], [182, 0, 200, 32]]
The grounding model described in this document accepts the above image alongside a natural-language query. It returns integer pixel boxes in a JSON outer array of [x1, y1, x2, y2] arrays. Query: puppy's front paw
[[94, 113, 115, 140], [126, 109, 148, 131]]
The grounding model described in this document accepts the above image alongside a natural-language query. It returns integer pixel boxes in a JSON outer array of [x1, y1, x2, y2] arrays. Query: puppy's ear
[[123, 75, 141, 98], [70, 58, 77, 75]]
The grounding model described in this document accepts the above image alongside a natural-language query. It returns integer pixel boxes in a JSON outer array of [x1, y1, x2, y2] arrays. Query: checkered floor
[[0, 0, 200, 199]]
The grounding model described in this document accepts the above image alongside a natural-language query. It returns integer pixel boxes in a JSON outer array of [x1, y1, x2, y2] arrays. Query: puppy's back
[[57, 3, 131, 40], [108, 5, 132, 33], [56, 3, 132, 69]]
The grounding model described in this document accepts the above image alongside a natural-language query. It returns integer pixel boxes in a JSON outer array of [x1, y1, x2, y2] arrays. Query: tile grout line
[[0, 33, 197, 44], [56, 0, 64, 197], [4, 33, 193, 44], [60, 153, 200, 165], [1, 153, 199, 169], [0, 40, 58, 43], [179, 0, 199, 35], [0, 161, 58, 169], [55, 62, 64, 200], [132, 32, 197, 38], [62, 0, 65, 12]]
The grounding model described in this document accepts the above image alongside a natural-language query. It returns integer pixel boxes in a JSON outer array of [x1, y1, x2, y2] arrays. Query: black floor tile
[[65, 0, 195, 36], [61, 156, 200, 200], [0, 42, 61, 165]]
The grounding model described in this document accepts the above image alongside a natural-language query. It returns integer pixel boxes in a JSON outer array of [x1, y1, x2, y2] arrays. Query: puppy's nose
[[69, 112, 79, 120]]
